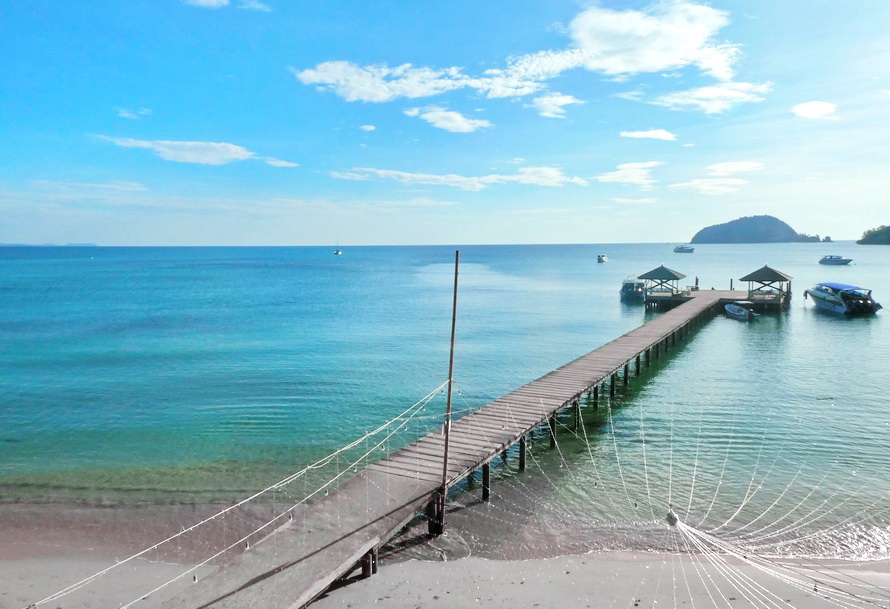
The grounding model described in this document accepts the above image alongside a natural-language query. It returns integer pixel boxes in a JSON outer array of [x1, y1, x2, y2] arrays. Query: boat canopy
[[818, 282, 865, 291]]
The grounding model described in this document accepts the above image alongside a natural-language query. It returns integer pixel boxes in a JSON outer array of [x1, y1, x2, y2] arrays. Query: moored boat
[[619, 276, 645, 302], [597, 253, 608, 263], [819, 255, 852, 265], [724, 301, 759, 321], [674, 244, 694, 253], [804, 282, 882, 315]]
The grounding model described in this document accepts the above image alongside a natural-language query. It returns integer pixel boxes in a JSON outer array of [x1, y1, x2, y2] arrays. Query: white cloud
[[486, 166, 588, 187], [335, 166, 587, 191], [595, 161, 664, 190], [294, 1, 763, 113], [530, 93, 583, 118], [329, 171, 371, 181], [294, 62, 470, 103], [381, 197, 457, 208], [238, 0, 271, 10], [359, 125, 376, 131], [669, 178, 748, 195], [792, 101, 838, 120], [184, 0, 228, 7], [263, 157, 299, 167], [620, 129, 677, 141], [32, 180, 148, 192], [115, 107, 152, 120], [100, 136, 296, 167], [707, 161, 762, 176], [404, 106, 492, 133], [614, 197, 658, 204], [567, 0, 739, 80], [652, 81, 772, 113]]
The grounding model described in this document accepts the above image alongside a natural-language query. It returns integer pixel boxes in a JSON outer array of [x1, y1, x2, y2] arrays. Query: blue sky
[[2, 0, 889, 246]]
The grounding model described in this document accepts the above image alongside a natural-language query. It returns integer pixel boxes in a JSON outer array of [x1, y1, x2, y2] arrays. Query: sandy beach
[[3, 502, 889, 609]]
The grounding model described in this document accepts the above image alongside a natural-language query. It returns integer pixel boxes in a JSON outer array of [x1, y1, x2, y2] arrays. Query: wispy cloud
[[295, 1, 767, 113], [115, 107, 152, 120], [652, 81, 772, 113], [238, 0, 271, 11], [707, 161, 762, 176], [595, 161, 664, 191], [334, 166, 588, 191], [404, 106, 492, 132], [183, 0, 270, 10], [614, 197, 658, 204], [100, 136, 296, 167], [184, 0, 228, 7], [792, 101, 838, 120], [530, 93, 582, 118], [669, 178, 748, 195], [32, 180, 148, 192], [359, 125, 376, 132], [620, 129, 677, 141]]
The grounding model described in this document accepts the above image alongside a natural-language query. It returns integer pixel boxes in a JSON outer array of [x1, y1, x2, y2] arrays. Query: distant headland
[[857, 225, 890, 245], [690, 215, 829, 244]]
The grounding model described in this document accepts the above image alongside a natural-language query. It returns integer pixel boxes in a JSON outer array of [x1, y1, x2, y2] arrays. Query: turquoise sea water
[[2, 243, 889, 559]]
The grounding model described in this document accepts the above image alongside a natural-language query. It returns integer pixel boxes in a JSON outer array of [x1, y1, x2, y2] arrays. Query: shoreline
[[3, 502, 889, 609]]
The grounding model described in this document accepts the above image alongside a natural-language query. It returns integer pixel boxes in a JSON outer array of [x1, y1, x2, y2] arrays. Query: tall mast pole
[[435, 249, 459, 535]]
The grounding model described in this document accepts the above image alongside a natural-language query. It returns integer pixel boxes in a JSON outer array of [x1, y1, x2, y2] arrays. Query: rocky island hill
[[690, 215, 826, 243], [857, 225, 890, 244]]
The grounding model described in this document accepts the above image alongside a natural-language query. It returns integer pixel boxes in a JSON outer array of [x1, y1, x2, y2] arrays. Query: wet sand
[[3, 503, 889, 609]]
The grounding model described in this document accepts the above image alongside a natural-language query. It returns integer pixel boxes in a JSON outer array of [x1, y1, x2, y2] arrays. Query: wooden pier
[[167, 289, 747, 609]]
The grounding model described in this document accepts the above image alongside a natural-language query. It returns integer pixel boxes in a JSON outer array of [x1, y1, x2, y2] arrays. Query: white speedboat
[[805, 283, 882, 315], [725, 301, 759, 321], [674, 245, 694, 253], [619, 276, 645, 302], [819, 255, 851, 265], [597, 253, 608, 263]]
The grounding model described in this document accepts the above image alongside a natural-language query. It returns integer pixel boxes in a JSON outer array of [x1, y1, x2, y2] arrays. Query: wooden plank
[[167, 293, 734, 609]]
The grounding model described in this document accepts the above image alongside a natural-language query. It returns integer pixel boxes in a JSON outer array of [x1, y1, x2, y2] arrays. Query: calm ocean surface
[[2, 243, 889, 559]]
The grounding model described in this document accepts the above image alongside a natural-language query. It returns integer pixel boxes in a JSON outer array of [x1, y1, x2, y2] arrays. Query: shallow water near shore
[[2, 242, 889, 562]]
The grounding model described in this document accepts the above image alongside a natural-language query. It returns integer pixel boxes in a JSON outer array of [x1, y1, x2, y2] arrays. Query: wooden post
[[426, 498, 439, 535], [519, 436, 526, 472], [593, 384, 599, 408], [623, 363, 630, 385], [549, 415, 557, 447], [361, 550, 373, 578], [635, 354, 641, 376], [482, 463, 491, 502], [573, 399, 580, 429], [435, 250, 460, 537], [645, 348, 651, 366], [610, 373, 617, 397]]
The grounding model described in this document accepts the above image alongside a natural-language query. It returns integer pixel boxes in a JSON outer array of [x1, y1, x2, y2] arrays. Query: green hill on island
[[857, 225, 890, 244], [690, 215, 822, 244]]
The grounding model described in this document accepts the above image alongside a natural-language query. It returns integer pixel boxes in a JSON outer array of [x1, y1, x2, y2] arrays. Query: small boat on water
[[597, 254, 608, 263], [674, 245, 695, 253], [819, 254, 852, 265], [804, 282, 882, 315], [333, 249, 343, 255], [619, 276, 646, 302], [724, 301, 759, 321]]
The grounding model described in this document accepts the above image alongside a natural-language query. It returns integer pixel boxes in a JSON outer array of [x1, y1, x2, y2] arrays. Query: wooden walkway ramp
[[166, 290, 744, 609]]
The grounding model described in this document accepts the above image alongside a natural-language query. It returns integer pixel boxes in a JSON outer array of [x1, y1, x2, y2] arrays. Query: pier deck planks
[[167, 290, 744, 609]]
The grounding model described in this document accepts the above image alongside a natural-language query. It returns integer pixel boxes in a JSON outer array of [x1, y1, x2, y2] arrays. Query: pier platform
[[166, 290, 747, 609]]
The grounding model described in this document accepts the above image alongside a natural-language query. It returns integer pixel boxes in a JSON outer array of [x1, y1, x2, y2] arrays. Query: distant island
[[857, 225, 890, 245], [690, 215, 828, 244]]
